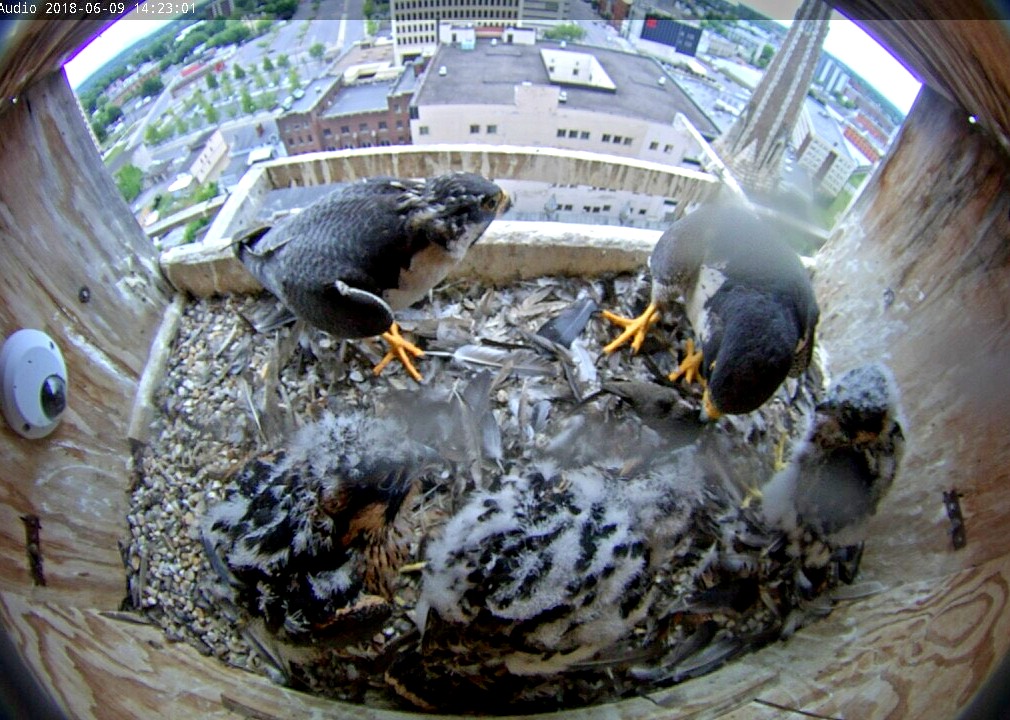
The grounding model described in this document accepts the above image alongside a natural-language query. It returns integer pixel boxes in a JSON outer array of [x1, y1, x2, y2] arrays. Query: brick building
[[277, 64, 420, 155]]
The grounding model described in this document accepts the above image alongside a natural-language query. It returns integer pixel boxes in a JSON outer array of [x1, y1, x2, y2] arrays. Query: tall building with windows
[[790, 97, 858, 197], [277, 44, 421, 155], [409, 39, 719, 166], [391, 0, 569, 63], [712, 0, 832, 195]]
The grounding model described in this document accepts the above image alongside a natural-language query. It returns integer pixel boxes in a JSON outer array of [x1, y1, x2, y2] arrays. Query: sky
[[798, 18, 921, 113], [63, 7, 922, 113], [64, 17, 173, 89]]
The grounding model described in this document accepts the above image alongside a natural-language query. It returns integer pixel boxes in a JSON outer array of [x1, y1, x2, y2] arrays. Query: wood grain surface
[[0, 72, 170, 605], [3, 15, 1010, 720], [814, 86, 1010, 586], [2, 553, 1007, 719], [0, 21, 119, 119]]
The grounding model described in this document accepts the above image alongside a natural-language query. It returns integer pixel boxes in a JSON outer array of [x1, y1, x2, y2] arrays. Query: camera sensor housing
[[1, 329, 68, 439]]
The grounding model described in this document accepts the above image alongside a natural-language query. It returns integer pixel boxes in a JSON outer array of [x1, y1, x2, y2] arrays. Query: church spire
[[713, 0, 832, 195]]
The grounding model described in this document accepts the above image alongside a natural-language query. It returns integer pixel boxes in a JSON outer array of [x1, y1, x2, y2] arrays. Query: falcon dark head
[[202, 411, 442, 642], [603, 203, 819, 419], [234, 171, 510, 380]]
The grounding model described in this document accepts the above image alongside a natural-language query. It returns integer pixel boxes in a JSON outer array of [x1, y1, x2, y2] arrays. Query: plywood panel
[[813, 85, 1010, 583], [4, 554, 1007, 720], [0, 20, 117, 117], [0, 71, 170, 604], [746, 553, 1010, 719]]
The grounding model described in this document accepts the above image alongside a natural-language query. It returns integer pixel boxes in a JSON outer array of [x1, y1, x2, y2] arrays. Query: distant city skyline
[[64, 9, 921, 114], [798, 17, 921, 113]]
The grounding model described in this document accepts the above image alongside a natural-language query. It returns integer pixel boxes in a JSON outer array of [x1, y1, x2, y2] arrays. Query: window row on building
[[469, 124, 499, 134], [552, 128, 641, 148], [396, 9, 517, 21], [394, 0, 519, 8], [647, 140, 681, 154]]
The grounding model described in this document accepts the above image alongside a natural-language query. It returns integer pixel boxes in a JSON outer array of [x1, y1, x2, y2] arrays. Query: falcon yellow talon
[[399, 561, 427, 574], [668, 338, 705, 386], [602, 303, 661, 354], [740, 484, 763, 510], [374, 323, 425, 381], [773, 433, 789, 471]]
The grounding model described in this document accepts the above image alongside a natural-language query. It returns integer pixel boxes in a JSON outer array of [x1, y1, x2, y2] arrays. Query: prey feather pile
[[125, 270, 903, 713]]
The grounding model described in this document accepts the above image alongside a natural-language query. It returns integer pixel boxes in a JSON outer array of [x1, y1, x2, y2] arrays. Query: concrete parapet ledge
[[160, 220, 661, 297]]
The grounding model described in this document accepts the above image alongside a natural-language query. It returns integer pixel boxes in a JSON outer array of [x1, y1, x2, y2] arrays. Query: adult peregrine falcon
[[235, 172, 511, 380], [603, 203, 819, 419]]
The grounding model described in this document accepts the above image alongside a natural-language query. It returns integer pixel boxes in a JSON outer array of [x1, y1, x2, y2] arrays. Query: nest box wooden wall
[[0, 6, 1009, 718]]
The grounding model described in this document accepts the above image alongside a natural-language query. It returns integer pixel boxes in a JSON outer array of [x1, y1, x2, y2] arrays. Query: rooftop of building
[[330, 40, 396, 77], [413, 39, 720, 137], [280, 54, 417, 122], [805, 97, 855, 163], [321, 82, 392, 118], [391, 62, 422, 96], [284, 75, 339, 115]]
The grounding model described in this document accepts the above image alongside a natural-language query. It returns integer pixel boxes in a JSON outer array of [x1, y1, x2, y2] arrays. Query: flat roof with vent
[[540, 48, 617, 91], [413, 40, 720, 137]]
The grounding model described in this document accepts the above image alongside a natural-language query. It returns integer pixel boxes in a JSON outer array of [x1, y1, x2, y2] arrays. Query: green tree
[[262, 56, 275, 72], [543, 23, 586, 42], [756, 44, 775, 68], [258, 91, 277, 110], [253, 70, 267, 90], [277, 53, 290, 69], [287, 67, 301, 90], [309, 42, 326, 60], [91, 121, 108, 144], [139, 75, 164, 98], [144, 123, 163, 145], [233, 63, 246, 81], [182, 217, 210, 244], [204, 102, 220, 124], [94, 103, 123, 129], [205, 72, 219, 90], [240, 87, 256, 114], [115, 164, 144, 202], [193, 181, 220, 203]]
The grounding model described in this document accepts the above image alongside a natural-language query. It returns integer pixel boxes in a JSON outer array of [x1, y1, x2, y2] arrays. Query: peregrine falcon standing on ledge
[[235, 172, 511, 381], [603, 203, 819, 419]]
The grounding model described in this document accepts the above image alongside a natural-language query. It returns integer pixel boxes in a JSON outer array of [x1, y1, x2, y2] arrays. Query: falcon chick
[[591, 363, 905, 693], [761, 363, 905, 543], [386, 450, 705, 711], [385, 364, 904, 712], [235, 172, 511, 381], [604, 204, 819, 419], [202, 410, 442, 643]]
